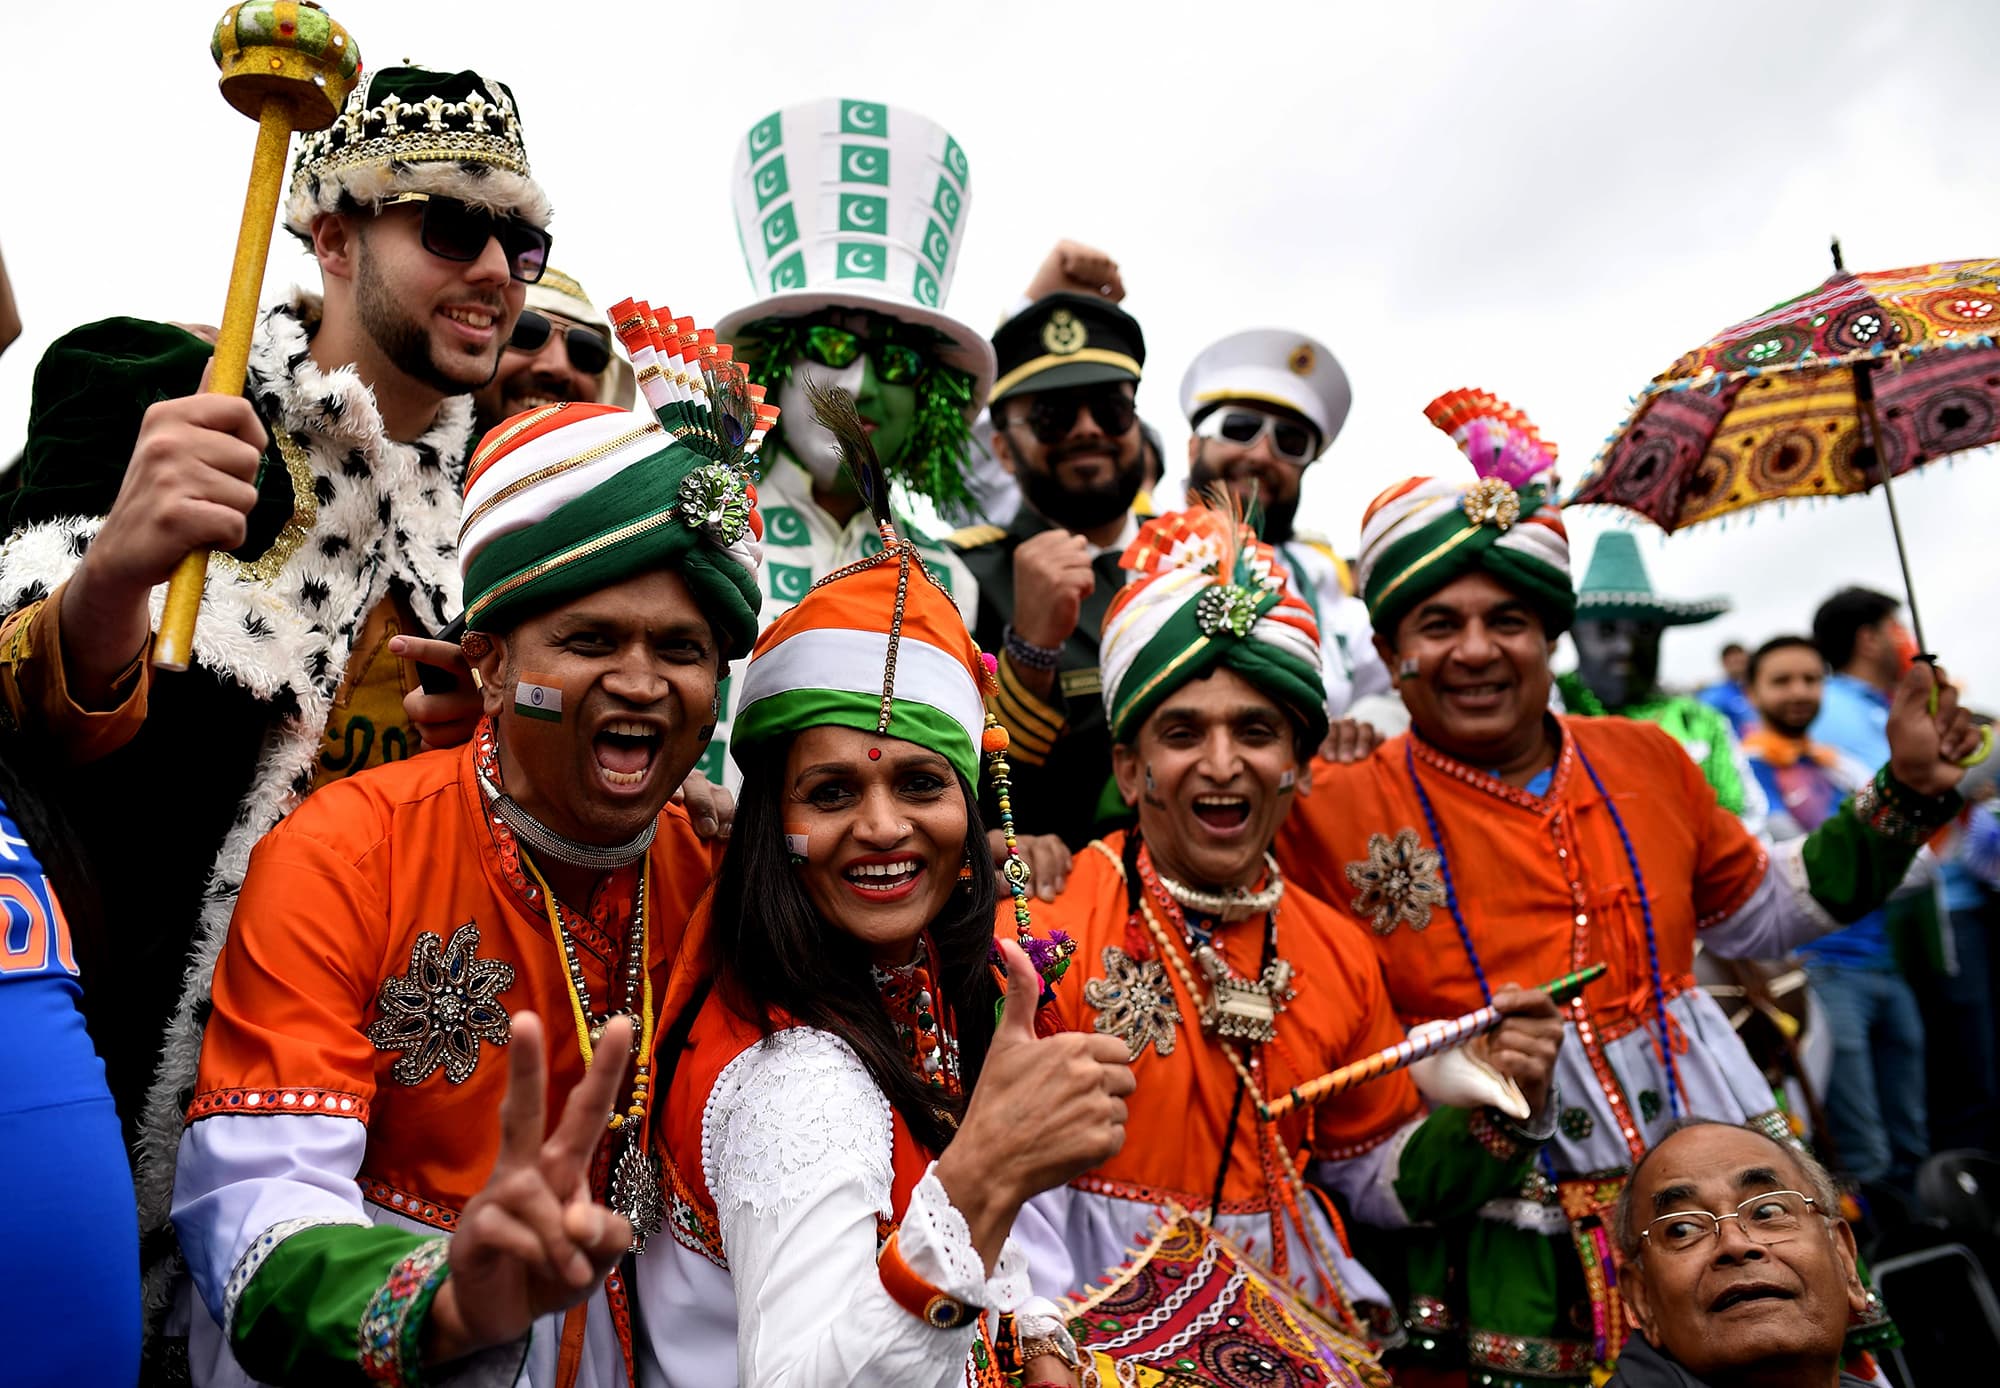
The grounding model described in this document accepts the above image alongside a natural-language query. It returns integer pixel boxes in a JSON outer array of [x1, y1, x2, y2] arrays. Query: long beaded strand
[[1402, 738, 1684, 1119], [1132, 881, 1364, 1339], [520, 852, 657, 1133], [1575, 745, 1683, 1118]]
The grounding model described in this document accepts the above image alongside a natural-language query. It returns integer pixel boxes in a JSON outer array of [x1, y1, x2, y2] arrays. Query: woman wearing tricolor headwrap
[[642, 388, 1128, 1388], [1273, 391, 1982, 1382], [1019, 497, 1566, 1381]]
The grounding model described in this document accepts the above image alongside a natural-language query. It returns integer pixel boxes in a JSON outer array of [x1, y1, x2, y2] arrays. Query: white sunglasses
[[1194, 407, 1319, 463]]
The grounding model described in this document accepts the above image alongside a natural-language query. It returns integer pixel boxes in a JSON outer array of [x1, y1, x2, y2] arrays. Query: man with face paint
[[1180, 328, 1389, 725], [1017, 501, 1567, 1347], [170, 356, 767, 1385], [710, 98, 990, 794], [1560, 530, 1760, 820], [951, 294, 1153, 848]]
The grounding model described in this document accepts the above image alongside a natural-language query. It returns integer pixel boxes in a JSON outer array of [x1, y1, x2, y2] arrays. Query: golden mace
[[155, 2, 360, 671]]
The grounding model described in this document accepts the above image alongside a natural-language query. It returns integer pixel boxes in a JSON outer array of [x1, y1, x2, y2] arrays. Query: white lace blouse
[[697, 1026, 1068, 1387]]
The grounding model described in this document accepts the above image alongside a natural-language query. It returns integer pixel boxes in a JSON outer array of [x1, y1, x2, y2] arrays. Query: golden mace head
[[211, 2, 360, 128]]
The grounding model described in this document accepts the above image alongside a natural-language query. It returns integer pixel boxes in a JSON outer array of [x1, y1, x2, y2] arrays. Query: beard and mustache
[[1021, 435, 1146, 531]]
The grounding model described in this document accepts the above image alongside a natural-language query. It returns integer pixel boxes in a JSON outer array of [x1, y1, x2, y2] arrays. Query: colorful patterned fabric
[[1100, 503, 1327, 748], [1573, 258, 2000, 529], [460, 298, 772, 646], [1067, 1210, 1389, 1388]]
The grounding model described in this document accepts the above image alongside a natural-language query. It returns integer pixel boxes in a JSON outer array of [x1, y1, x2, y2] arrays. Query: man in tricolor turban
[[171, 333, 767, 1386], [1022, 499, 1567, 1365], [1272, 392, 1983, 1383]]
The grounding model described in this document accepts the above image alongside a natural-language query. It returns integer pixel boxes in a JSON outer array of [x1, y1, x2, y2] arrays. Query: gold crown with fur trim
[[284, 65, 550, 239]]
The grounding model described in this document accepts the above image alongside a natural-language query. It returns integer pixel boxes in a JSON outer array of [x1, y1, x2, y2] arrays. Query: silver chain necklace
[[1153, 853, 1285, 922], [475, 766, 657, 870]]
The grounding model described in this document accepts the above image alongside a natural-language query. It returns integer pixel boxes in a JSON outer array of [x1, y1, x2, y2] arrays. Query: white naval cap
[[1179, 328, 1352, 461]]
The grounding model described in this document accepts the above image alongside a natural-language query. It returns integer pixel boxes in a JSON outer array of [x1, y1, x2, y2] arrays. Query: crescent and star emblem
[[846, 149, 883, 180]]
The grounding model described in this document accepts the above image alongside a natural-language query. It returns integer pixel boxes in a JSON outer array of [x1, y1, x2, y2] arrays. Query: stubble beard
[[354, 240, 500, 396]]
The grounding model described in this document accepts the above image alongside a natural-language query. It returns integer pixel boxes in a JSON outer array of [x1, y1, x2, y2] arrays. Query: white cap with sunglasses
[[1178, 328, 1353, 463]]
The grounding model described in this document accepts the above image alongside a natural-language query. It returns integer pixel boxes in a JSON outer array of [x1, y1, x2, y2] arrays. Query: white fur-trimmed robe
[[0, 292, 471, 1322]]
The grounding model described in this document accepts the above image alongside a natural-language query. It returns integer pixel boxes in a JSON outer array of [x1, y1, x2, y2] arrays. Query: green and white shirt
[[702, 455, 980, 791]]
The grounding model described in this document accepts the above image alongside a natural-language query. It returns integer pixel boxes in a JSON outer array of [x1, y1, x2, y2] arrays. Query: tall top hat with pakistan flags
[[716, 98, 997, 410]]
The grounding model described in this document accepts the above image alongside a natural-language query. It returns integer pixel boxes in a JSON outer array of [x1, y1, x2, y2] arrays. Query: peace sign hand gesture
[[422, 1014, 635, 1368]]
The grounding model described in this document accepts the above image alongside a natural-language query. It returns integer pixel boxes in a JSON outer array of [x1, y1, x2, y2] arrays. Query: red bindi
[[868, 747, 882, 761]]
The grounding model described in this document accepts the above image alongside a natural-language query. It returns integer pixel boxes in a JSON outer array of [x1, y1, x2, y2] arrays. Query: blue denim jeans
[[1806, 963, 1929, 1187]]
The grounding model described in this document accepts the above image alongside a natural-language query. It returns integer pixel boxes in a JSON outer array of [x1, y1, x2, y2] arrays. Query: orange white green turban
[[1355, 388, 1575, 639], [731, 511, 991, 786], [458, 298, 773, 649], [1099, 503, 1328, 750]]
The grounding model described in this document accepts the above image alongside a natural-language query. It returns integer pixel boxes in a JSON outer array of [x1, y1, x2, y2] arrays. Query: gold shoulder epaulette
[[946, 523, 1007, 548]]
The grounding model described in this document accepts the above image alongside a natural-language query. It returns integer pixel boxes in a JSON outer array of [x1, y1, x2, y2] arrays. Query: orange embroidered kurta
[[172, 741, 718, 1388], [1020, 832, 1542, 1333], [1278, 717, 1766, 1052]]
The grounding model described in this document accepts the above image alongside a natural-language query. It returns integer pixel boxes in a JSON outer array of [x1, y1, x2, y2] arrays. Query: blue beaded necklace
[[1403, 735, 1686, 1120]]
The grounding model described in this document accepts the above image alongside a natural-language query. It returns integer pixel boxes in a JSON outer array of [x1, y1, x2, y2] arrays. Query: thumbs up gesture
[[933, 939, 1135, 1269]]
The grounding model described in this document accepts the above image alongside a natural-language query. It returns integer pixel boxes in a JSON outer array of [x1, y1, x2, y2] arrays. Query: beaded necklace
[[1138, 847, 1294, 1043], [870, 936, 963, 1098], [1128, 851, 1363, 1339], [1402, 735, 1685, 1118]]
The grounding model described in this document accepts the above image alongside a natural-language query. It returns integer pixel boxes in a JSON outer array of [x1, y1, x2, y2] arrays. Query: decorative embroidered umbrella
[[1569, 247, 2000, 652]]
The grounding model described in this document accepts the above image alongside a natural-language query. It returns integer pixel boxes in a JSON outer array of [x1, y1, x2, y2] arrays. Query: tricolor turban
[[460, 298, 776, 650], [1100, 504, 1328, 750], [1355, 388, 1575, 639], [732, 534, 991, 786]]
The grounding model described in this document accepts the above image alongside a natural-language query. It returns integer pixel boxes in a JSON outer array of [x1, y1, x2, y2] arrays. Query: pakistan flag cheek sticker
[[514, 672, 565, 723]]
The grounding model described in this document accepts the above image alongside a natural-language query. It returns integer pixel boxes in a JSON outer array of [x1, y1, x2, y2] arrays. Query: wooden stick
[[1259, 963, 1606, 1120]]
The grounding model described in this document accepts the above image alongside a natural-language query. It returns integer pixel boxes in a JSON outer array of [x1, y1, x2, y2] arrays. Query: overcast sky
[[5, 0, 1996, 699]]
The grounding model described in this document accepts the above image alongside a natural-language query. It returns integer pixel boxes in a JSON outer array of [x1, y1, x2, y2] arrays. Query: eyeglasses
[[378, 192, 553, 284], [509, 309, 613, 376], [1007, 384, 1138, 445], [1195, 407, 1319, 463], [1641, 1191, 1826, 1254], [800, 323, 929, 385]]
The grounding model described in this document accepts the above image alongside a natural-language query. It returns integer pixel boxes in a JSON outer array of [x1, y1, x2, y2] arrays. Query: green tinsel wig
[[732, 315, 977, 517]]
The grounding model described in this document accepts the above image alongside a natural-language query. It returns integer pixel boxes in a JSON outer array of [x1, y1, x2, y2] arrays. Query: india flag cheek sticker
[[514, 673, 564, 722], [784, 825, 810, 859]]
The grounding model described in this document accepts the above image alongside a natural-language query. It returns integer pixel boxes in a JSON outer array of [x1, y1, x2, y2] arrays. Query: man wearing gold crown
[[1019, 500, 1569, 1365], [1272, 403, 1980, 1382], [171, 342, 767, 1385], [0, 64, 559, 1361], [707, 99, 987, 794]]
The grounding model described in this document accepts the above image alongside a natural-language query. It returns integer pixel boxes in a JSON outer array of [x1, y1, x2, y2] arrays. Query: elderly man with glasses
[[1611, 1119, 1873, 1388], [0, 64, 551, 1372]]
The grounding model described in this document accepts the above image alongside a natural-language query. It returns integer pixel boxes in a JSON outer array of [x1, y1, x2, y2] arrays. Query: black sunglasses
[[800, 323, 929, 384], [509, 309, 613, 375], [1010, 384, 1137, 445], [380, 192, 552, 284]]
